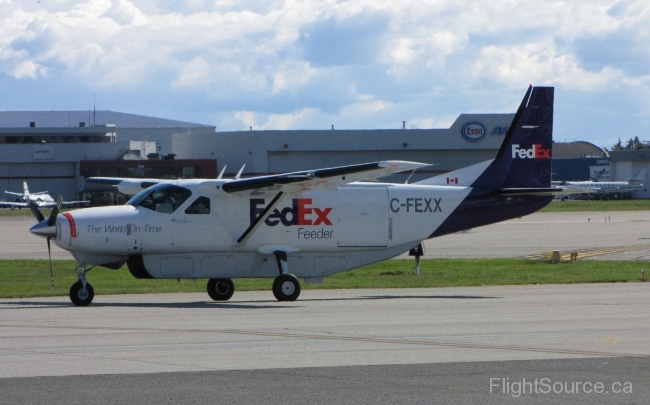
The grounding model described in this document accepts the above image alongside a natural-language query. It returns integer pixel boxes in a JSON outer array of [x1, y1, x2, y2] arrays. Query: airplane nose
[[29, 220, 57, 239]]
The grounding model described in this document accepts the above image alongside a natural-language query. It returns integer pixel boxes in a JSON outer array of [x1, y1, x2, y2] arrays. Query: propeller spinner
[[28, 198, 61, 238]]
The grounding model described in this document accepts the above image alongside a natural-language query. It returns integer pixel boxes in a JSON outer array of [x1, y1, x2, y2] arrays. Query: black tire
[[272, 274, 301, 301], [207, 278, 235, 301], [69, 281, 94, 306]]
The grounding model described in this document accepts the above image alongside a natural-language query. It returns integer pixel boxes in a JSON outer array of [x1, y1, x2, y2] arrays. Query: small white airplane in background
[[28, 86, 559, 306], [2, 181, 89, 209], [556, 168, 646, 199]]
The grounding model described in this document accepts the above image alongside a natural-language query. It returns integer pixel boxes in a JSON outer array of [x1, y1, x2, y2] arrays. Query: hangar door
[[337, 187, 388, 247]]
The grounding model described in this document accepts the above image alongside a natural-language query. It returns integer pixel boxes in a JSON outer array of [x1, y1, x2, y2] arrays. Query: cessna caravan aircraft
[[29, 86, 557, 306]]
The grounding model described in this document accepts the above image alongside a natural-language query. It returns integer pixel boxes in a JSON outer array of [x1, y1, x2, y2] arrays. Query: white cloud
[[11, 59, 47, 79], [234, 110, 256, 128], [102, 0, 148, 26], [173, 57, 210, 88], [0, 0, 648, 147]]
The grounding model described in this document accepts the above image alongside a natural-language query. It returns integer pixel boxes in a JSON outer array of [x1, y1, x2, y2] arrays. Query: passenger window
[[185, 196, 210, 214]]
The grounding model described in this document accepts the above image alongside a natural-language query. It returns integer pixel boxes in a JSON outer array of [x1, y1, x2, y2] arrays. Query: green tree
[[611, 137, 650, 150]]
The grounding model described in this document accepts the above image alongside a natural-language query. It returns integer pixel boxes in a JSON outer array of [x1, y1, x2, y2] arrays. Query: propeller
[[29, 199, 45, 222], [28, 196, 62, 292]]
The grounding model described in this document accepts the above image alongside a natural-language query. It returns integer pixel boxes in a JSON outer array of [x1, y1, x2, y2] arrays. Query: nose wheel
[[69, 263, 95, 306], [69, 281, 94, 306]]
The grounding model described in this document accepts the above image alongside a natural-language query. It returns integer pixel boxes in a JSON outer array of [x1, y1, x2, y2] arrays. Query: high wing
[[86, 177, 167, 196], [220, 161, 428, 196], [86, 161, 428, 196]]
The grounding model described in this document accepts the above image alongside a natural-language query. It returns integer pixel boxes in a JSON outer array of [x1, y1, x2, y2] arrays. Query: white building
[[173, 114, 515, 182], [0, 111, 214, 201]]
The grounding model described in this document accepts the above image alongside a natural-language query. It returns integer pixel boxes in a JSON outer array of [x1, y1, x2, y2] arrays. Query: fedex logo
[[250, 198, 333, 227], [511, 144, 551, 159]]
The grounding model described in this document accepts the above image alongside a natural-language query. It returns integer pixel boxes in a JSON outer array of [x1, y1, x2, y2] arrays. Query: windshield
[[126, 183, 192, 214]]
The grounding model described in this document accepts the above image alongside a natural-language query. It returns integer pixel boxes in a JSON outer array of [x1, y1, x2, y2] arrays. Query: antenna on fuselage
[[217, 165, 227, 179], [234, 165, 245, 180]]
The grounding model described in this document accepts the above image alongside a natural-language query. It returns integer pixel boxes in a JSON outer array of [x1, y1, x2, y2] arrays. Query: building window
[[182, 167, 195, 178]]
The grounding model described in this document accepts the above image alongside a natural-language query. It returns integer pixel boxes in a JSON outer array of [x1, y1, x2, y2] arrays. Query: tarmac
[[1, 210, 649, 403], [1, 285, 648, 404]]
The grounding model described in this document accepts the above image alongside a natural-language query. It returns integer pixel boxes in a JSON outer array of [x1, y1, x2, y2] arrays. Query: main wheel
[[207, 278, 235, 301], [272, 274, 301, 301], [69, 281, 94, 306]]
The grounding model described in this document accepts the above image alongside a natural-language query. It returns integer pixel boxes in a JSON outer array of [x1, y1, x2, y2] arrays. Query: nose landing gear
[[69, 263, 95, 306]]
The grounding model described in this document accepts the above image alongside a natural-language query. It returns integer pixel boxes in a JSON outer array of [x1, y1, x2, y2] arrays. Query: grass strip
[[540, 200, 650, 212], [0, 258, 646, 299]]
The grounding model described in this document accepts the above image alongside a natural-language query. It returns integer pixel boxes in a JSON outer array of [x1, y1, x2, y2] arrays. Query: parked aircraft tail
[[630, 168, 647, 183]]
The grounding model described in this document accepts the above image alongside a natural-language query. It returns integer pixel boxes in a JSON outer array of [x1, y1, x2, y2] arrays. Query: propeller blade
[[47, 237, 55, 292], [47, 196, 62, 227], [28, 200, 45, 223]]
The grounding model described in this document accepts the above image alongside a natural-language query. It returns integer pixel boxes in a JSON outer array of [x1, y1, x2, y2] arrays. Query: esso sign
[[462, 122, 486, 142]]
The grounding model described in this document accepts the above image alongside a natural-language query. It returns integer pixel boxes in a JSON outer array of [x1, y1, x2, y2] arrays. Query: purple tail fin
[[471, 86, 554, 190]]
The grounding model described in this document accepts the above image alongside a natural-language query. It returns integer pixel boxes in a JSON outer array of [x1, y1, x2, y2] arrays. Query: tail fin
[[471, 86, 554, 190], [23, 181, 29, 196], [415, 86, 554, 189], [630, 168, 647, 182]]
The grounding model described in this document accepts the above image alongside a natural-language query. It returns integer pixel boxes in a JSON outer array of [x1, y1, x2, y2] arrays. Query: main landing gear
[[272, 251, 301, 301], [69, 263, 94, 306], [207, 278, 235, 301]]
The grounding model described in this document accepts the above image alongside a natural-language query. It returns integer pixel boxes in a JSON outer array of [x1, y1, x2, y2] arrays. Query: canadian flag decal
[[446, 177, 458, 184]]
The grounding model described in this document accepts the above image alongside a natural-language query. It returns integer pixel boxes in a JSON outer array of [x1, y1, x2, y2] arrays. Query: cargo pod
[[337, 187, 388, 247]]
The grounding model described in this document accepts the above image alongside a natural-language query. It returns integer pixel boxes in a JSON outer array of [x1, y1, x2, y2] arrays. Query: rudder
[[471, 86, 554, 190]]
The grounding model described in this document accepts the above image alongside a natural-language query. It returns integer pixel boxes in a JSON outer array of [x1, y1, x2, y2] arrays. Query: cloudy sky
[[1, 0, 649, 149]]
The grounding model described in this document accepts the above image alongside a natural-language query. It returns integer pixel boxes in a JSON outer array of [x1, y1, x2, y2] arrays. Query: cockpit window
[[126, 183, 192, 214], [185, 196, 210, 214]]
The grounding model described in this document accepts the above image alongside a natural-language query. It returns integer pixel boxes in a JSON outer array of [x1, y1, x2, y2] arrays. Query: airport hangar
[[1, 109, 640, 203]]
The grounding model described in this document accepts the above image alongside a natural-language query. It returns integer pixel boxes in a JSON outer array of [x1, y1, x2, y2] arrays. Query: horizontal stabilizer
[[415, 160, 492, 187], [496, 188, 571, 196]]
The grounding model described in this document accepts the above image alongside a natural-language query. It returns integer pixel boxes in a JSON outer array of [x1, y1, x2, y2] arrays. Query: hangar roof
[[553, 141, 608, 159], [0, 111, 208, 128]]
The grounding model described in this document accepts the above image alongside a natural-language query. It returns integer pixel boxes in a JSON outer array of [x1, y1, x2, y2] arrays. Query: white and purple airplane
[[29, 86, 557, 306]]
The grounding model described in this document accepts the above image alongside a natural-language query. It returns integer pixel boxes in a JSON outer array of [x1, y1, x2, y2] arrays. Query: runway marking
[[218, 329, 648, 358], [1, 324, 647, 359], [521, 245, 650, 261]]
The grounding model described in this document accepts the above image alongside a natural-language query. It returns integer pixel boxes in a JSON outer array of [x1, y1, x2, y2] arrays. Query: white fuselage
[[565, 181, 633, 190], [52, 181, 470, 279]]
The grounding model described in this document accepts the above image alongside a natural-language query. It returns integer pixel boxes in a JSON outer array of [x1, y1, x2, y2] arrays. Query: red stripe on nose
[[63, 212, 77, 238]]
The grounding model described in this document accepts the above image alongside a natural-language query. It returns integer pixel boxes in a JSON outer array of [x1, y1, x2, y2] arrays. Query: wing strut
[[236, 191, 284, 244]]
